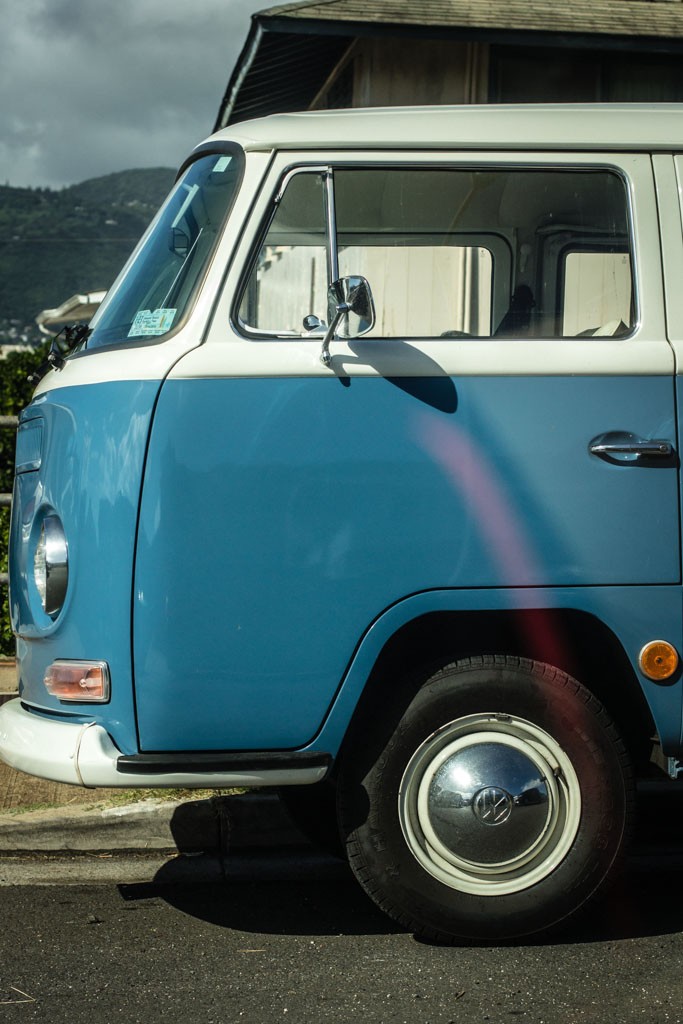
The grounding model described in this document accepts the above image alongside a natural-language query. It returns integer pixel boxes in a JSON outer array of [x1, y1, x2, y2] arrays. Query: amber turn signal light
[[639, 641, 678, 682], [44, 661, 110, 702]]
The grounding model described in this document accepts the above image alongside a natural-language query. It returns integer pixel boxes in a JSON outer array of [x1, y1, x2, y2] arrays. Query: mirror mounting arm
[[320, 302, 350, 366]]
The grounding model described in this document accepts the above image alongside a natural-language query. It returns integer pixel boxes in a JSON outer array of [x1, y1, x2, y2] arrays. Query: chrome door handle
[[589, 433, 673, 461], [590, 440, 672, 457]]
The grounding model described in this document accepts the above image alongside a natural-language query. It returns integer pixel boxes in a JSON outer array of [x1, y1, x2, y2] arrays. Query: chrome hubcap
[[398, 714, 581, 896]]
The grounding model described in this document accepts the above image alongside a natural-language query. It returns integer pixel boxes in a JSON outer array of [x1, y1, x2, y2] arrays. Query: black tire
[[337, 655, 632, 942], [278, 781, 345, 859]]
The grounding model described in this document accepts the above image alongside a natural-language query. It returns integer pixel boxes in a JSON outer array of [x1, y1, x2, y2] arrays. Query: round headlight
[[34, 514, 68, 617]]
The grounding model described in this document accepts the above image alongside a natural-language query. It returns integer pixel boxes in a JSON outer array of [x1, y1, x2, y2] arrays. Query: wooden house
[[216, 0, 683, 127]]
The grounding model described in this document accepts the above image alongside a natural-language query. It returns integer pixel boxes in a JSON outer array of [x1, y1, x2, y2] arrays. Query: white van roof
[[206, 104, 683, 154]]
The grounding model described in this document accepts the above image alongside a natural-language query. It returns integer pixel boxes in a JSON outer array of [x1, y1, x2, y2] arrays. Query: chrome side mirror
[[320, 276, 375, 366]]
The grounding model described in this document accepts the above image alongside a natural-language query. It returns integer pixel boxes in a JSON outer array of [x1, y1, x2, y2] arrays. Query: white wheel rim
[[398, 714, 581, 896]]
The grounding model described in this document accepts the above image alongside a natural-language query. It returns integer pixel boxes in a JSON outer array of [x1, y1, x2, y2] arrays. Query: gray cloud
[[0, 0, 261, 188]]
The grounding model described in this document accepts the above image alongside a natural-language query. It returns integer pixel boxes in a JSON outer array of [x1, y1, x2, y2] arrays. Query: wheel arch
[[335, 607, 655, 774]]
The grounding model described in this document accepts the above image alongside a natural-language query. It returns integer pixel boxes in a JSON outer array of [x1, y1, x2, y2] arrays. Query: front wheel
[[338, 656, 632, 942]]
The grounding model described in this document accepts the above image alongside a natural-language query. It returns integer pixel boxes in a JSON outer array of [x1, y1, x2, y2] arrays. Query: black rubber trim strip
[[116, 751, 332, 775]]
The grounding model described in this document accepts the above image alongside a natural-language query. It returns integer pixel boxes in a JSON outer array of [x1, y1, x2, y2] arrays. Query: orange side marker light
[[639, 641, 678, 682]]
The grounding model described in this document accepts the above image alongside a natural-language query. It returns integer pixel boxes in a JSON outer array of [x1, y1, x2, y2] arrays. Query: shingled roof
[[217, 0, 683, 128], [259, 0, 683, 38]]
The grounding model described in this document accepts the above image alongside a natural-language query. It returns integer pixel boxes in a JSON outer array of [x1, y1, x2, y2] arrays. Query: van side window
[[238, 166, 633, 340]]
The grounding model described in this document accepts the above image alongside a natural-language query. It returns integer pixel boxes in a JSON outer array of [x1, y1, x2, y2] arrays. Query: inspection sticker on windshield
[[128, 308, 177, 337]]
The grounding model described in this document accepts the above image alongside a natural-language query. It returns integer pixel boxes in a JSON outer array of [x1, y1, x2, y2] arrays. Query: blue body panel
[[10, 381, 159, 755], [133, 374, 680, 751]]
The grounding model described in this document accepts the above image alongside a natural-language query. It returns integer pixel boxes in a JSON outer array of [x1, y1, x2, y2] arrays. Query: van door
[[132, 153, 678, 753]]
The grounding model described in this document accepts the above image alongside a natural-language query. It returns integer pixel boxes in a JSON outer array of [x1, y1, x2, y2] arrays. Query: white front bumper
[[0, 699, 327, 789]]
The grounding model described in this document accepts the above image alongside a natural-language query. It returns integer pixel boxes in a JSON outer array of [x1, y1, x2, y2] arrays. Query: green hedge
[[1, 345, 49, 657]]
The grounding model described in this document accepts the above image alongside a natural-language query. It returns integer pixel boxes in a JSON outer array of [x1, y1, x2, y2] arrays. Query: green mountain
[[0, 168, 175, 343]]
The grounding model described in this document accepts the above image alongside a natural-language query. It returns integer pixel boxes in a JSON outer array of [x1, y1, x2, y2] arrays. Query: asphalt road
[[1, 787, 682, 1024], [0, 851, 682, 1024]]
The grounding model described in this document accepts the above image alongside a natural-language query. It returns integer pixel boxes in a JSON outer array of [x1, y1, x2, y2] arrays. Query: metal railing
[[0, 415, 18, 588]]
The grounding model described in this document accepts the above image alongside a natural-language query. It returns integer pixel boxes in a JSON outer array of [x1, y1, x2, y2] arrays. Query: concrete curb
[[0, 850, 349, 887], [0, 791, 305, 855]]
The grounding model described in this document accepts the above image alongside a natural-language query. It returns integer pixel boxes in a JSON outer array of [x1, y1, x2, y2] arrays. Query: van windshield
[[87, 149, 243, 349]]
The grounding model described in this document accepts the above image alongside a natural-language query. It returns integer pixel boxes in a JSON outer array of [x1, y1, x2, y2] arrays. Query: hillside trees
[[0, 168, 174, 333]]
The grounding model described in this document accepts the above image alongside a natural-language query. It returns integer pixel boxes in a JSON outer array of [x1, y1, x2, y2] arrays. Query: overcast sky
[[0, 0, 265, 190]]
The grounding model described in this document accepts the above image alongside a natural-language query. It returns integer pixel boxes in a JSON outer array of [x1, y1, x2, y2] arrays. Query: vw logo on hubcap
[[473, 786, 513, 825]]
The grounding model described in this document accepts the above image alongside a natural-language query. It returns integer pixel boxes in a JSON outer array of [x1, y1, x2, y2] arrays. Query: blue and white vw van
[[3, 104, 683, 940]]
